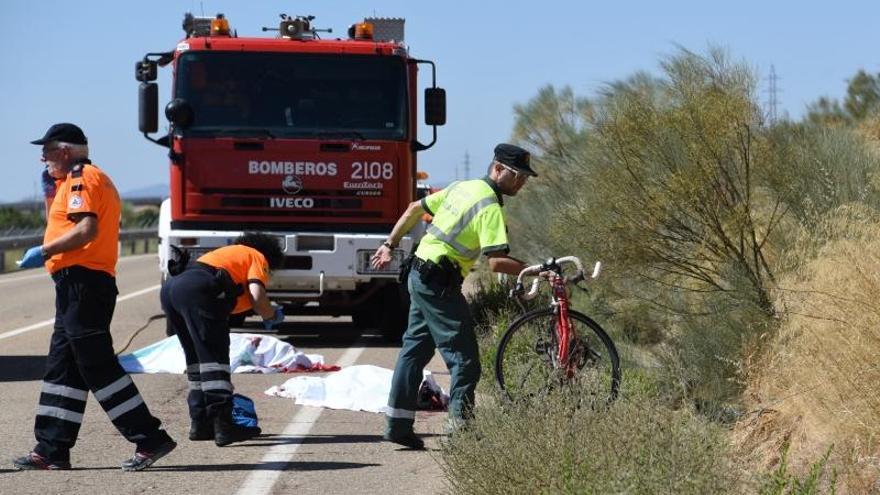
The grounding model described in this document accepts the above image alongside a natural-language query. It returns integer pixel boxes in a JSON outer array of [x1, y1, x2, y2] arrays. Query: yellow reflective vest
[[415, 177, 509, 277]]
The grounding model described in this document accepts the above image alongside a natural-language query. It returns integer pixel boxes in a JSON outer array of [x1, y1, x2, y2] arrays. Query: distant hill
[[121, 183, 168, 199]]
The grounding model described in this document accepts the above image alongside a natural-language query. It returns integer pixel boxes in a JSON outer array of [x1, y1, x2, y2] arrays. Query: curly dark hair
[[235, 232, 284, 270]]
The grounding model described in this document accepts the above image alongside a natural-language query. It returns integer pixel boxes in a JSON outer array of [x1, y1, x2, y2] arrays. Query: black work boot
[[213, 412, 261, 447], [189, 420, 214, 441], [121, 439, 177, 471], [12, 452, 71, 470], [383, 431, 425, 450]]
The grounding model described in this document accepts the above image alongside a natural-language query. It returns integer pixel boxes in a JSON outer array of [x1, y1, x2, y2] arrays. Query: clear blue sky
[[2, 0, 878, 201]]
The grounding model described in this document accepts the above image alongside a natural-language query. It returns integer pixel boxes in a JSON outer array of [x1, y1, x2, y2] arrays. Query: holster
[[397, 252, 416, 284], [413, 256, 464, 296], [167, 246, 191, 276]]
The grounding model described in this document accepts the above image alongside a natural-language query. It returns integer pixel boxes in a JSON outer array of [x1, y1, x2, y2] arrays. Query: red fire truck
[[136, 13, 446, 341]]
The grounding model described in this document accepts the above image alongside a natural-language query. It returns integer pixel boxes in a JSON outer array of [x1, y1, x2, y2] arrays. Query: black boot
[[213, 411, 261, 447], [189, 420, 214, 441]]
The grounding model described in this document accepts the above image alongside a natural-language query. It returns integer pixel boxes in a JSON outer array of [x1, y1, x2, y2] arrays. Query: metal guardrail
[[0, 228, 158, 272], [0, 227, 157, 249]]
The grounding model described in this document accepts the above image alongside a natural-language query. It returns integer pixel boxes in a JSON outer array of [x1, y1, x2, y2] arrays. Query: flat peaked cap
[[31, 123, 88, 146], [494, 143, 537, 177]]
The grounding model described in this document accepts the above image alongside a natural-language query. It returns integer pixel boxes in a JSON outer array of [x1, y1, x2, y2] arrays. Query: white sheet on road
[[118, 333, 326, 374], [264, 364, 448, 414]]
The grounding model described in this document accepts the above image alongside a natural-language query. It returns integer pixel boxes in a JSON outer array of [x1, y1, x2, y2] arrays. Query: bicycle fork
[[551, 276, 578, 378]]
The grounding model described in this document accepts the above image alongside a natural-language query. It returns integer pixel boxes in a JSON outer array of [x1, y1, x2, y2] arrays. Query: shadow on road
[[0, 355, 46, 382], [234, 433, 385, 447], [150, 460, 381, 472]]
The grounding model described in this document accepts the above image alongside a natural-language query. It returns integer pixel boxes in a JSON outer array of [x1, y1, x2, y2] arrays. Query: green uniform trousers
[[385, 269, 480, 435]]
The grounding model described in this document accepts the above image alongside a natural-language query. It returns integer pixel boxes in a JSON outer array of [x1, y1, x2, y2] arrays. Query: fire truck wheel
[[229, 312, 249, 328], [351, 308, 377, 330], [161, 277, 176, 337], [379, 283, 409, 344]]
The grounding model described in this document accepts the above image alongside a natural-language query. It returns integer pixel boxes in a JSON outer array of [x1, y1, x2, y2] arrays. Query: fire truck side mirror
[[165, 98, 195, 128], [135, 60, 157, 82], [424, 87, 446, 126], [139, 82, 159, 134]]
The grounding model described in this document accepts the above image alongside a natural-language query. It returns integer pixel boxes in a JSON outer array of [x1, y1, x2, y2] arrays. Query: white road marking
[[235, 345, 366, 495], [0, 284, 160, 341]]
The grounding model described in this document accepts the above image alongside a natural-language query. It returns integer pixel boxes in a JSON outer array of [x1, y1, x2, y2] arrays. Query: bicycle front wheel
[[495, 308, 621, 402]]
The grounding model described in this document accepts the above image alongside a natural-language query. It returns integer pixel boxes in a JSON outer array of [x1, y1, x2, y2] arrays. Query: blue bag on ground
[[232, 393, 259, 428]]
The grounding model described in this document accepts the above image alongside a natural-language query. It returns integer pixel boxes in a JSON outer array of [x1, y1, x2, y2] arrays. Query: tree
[[0, 207, 44, 230], [806, 69, 880, 124], [843, 70, 880, 121], [510, 47, 783, 316]]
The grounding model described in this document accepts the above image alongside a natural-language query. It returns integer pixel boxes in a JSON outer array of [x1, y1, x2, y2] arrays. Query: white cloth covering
[[264, 364, 448, 414], [118, 333, 324, 374]]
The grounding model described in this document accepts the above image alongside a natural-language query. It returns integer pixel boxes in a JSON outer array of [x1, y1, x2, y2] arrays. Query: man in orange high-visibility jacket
[[13, 123, 176, 472], [160, 233, 285, 447]]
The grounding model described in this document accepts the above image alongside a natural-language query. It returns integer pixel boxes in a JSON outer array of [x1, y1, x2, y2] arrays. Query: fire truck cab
[[137, 13, 446, 341]]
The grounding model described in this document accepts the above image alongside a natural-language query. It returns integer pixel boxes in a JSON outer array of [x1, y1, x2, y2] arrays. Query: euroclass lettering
[[343, 181, 384, 190], [249, 160, 337, 176]]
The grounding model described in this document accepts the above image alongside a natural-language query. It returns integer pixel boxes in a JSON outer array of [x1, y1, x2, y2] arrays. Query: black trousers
[[35, 266, 171, 461], [160, 264, 237, 422]]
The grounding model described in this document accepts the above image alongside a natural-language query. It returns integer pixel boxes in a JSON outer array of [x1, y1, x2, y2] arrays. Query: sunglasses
[[500, 163, 527, 179]]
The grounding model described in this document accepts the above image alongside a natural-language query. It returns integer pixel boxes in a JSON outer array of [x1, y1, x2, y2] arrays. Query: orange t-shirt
[[197, 245, 270, 314], [44, 161, 121, 277]]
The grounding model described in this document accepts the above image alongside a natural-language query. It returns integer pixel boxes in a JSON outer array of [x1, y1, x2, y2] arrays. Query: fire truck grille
[[219, 197, 364, 209], [196, 209, 382, 217]]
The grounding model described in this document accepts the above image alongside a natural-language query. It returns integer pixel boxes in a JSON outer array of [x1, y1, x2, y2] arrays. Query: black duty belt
[[412, 257, 463, 289], [51, 265, 113, 283]]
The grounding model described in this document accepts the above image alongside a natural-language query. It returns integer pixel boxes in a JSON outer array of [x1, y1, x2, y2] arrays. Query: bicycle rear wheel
[[495, 308, 620, 402]]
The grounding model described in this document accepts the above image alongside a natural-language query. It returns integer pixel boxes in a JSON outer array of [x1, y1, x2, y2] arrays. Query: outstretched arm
[[370, 200, 426, 270]]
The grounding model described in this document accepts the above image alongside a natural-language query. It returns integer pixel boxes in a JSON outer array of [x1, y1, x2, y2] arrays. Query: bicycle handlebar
[[511, 256, 601, 300]]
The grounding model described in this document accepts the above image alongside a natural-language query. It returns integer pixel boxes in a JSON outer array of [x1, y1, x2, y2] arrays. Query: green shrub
[[759, 444, 838, 495], [441, 383, 736, 494]]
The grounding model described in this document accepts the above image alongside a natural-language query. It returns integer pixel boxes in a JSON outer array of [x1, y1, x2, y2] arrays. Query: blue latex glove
[[263, 306, 285, 330], [17, 246, 46, 269]]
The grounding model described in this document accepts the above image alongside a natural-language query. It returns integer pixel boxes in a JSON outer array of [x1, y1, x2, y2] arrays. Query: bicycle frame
[[550, 274, 574, 375], [497, 256, 619, 401], [514, 256, 601, 375]]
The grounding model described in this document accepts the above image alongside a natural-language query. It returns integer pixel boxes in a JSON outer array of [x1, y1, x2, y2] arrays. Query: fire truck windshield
[[175, 52, 407, 140]]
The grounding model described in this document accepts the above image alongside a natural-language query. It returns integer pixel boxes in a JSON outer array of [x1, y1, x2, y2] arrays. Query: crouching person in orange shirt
[[160, 233, 284, 446]]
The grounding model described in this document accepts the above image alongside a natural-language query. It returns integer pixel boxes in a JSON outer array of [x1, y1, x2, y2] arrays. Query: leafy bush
[[441, 383, 736, 494], [759, 444, 837, 495], [0, 206, 45, 229]]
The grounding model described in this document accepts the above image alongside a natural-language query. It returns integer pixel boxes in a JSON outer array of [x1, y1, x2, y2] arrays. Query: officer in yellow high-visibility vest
[[371, 143, 537, 449]]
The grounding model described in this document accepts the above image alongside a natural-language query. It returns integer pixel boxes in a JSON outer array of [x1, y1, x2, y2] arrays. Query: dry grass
[[737, 205, 880, 493], [440, 384, 737, 494]]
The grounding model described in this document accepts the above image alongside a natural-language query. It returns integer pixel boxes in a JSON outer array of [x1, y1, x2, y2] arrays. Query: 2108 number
[[351, 162, 394, 180]]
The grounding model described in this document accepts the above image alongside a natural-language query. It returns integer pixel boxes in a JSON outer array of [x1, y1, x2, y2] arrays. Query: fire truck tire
[[379, 283, 409, 344], [161, 277, 176, 337], [351, 310, 376, 329], [229, 312, 249, 328]]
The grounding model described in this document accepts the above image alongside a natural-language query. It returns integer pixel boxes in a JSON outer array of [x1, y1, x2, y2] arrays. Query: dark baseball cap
[[494, 143, 537, 177], [30, 123, 88, 146]]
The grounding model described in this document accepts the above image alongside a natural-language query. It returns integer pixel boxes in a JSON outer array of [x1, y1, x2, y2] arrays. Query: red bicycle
[[495, 256, 621, 401]]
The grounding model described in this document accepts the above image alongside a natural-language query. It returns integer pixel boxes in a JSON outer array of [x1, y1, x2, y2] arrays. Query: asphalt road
[[0, 254, 449, 494]]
